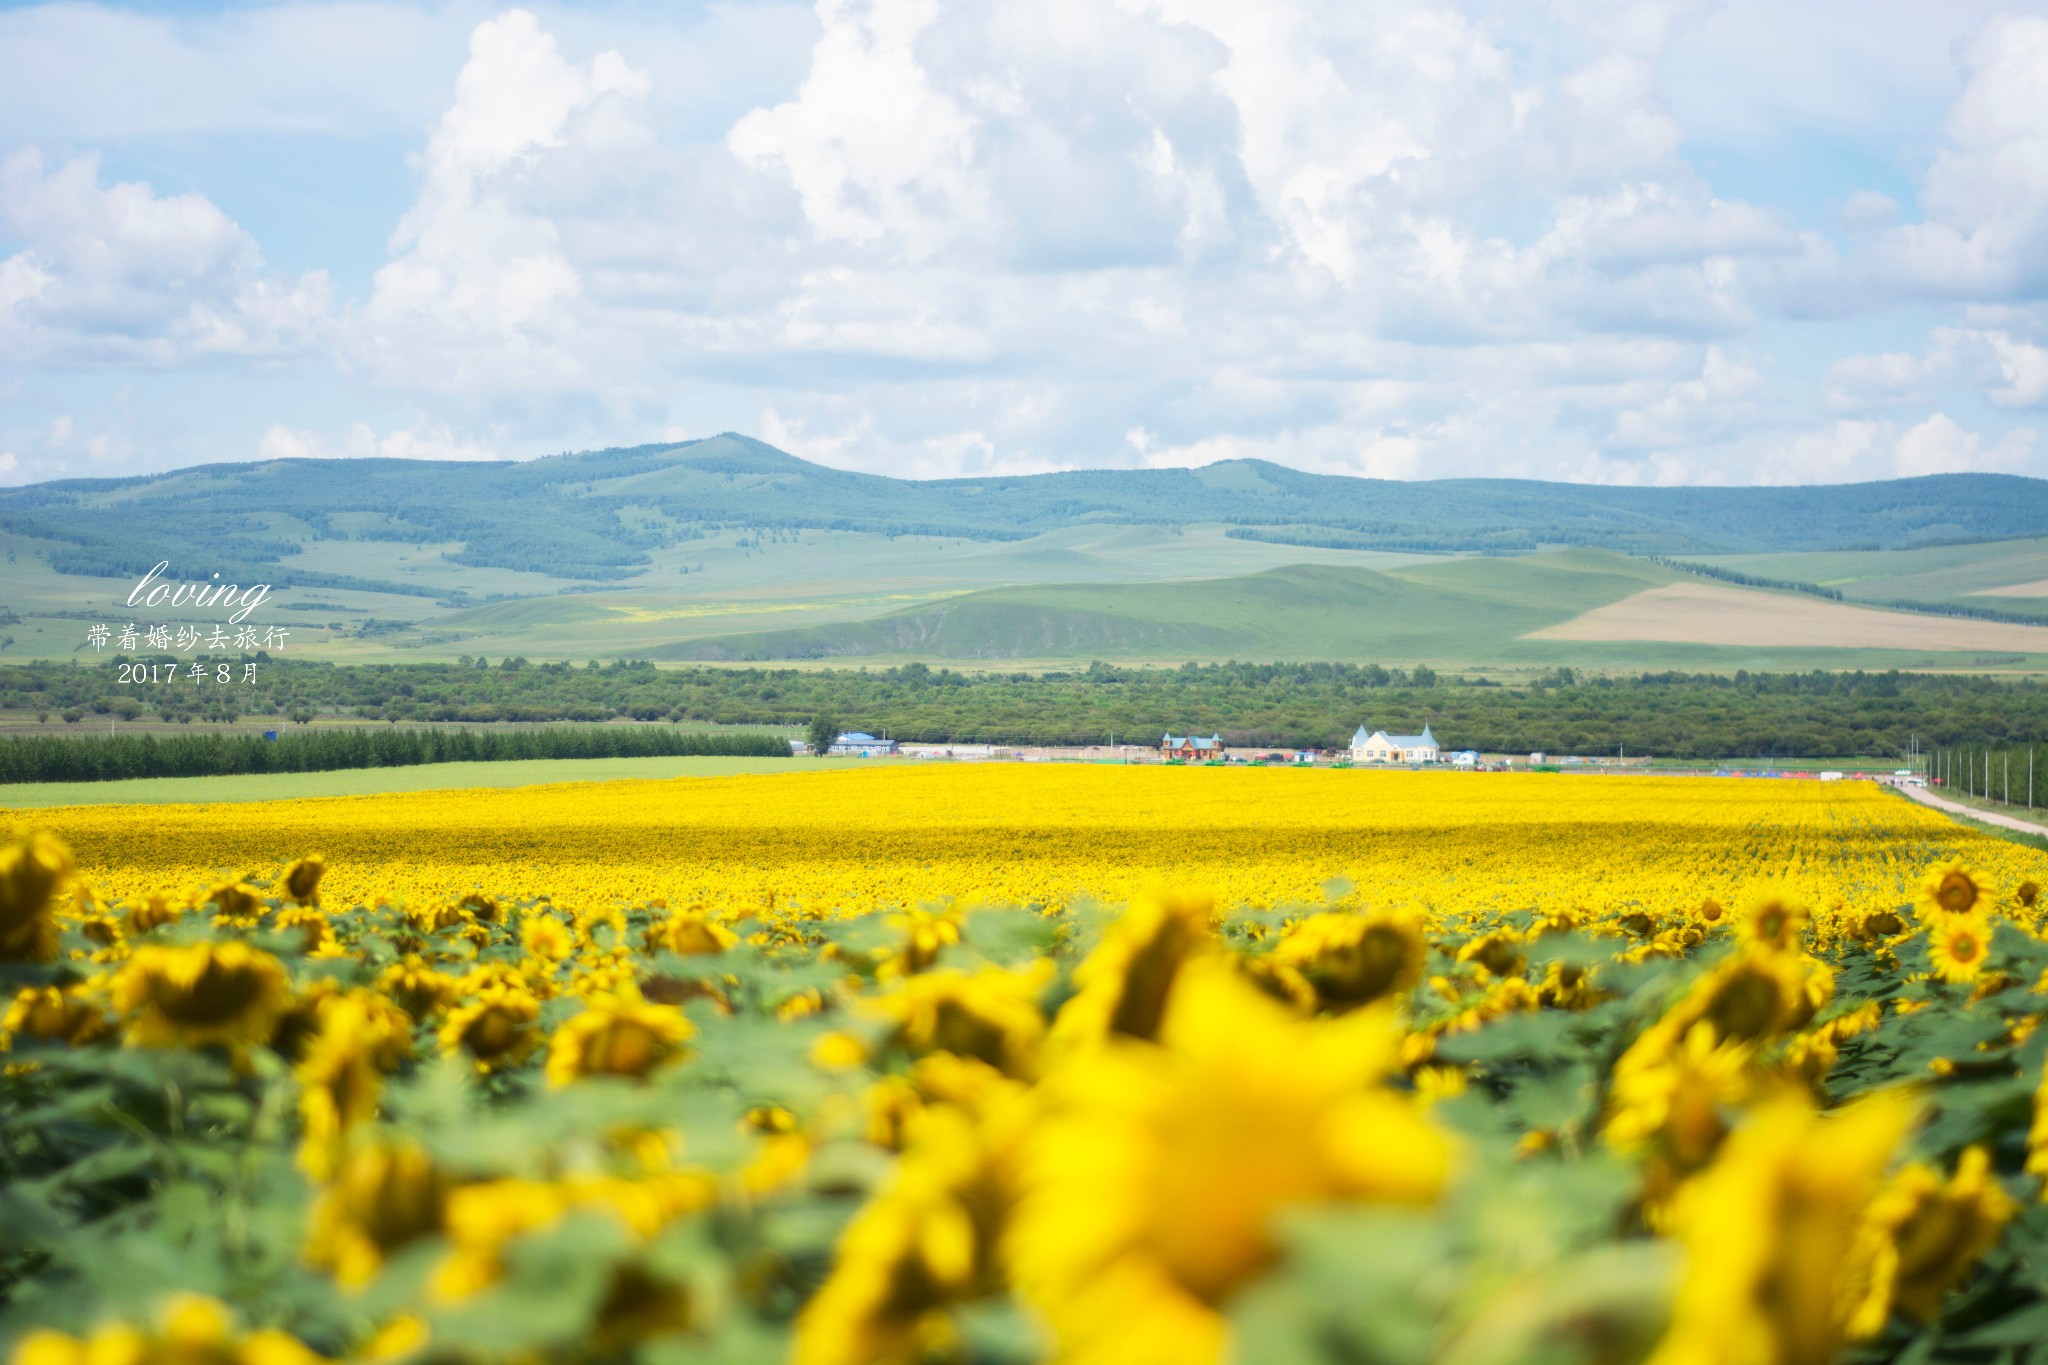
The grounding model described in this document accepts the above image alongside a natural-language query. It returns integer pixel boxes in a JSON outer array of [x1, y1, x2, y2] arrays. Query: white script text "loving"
[[126, 561, 271, 625]]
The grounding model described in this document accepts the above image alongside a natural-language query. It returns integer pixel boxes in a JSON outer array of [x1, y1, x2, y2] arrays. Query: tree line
[[7, 657, 2048, 762], [1646, 557, 1845, 600], [0, 723, 789, 785]]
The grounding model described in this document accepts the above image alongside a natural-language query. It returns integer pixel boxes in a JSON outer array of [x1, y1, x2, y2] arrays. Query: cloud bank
[[1, 0, 2045, 486]]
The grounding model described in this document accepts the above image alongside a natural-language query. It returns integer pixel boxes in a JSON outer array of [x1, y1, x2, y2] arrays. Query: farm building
[[830, 731, 900, 757], [1349, 725, 1442, 765], [1161, 733, 1225, 760]]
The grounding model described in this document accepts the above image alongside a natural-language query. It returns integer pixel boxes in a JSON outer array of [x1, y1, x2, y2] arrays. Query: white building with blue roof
[[1349, 724, 1441, 765], [829, 731, 900, 757]]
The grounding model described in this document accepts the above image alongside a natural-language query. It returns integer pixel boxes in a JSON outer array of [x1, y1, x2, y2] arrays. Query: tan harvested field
[[1973, 578, 2048, 598], [1527, 581, 2048, 651]]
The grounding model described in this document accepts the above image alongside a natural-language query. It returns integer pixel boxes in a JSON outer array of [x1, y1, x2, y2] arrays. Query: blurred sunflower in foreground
[[1010, 959, 1452, 1364], [2, 778, 2045, 1365]]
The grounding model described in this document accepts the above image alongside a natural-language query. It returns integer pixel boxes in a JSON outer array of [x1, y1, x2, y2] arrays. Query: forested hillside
[[4, 433, 2044, 591]]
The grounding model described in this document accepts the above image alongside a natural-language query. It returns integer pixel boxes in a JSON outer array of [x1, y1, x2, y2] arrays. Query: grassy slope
[[655, 548, 2048, 672], [659, 551, 1679, 662], [0, 523, 1451, 664], [1694, 538, 2048, 608]]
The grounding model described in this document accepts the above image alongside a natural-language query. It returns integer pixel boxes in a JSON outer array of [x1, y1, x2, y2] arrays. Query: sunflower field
[[4, 768, 2048, 1365]]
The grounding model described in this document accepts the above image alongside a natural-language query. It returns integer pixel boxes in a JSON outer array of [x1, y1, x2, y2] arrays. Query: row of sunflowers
[[3, 769, 2048, 1363]]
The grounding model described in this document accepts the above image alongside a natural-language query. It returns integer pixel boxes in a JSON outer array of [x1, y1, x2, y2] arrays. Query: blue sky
[[2, 0, 2046, 487]]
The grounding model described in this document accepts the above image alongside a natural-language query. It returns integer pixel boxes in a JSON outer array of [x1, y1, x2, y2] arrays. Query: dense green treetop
[[2, 657, 2039, 760]]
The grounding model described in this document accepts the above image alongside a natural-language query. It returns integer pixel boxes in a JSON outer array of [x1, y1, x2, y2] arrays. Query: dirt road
[[1897, 782, 2048, 839]]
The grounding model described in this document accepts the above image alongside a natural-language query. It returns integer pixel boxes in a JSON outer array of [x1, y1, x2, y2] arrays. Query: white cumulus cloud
[[728, 0, 982, 260], [1866, 14, 2048, 300], [1891, 412, 2036, 477], [1, 0, 2044, 486], [0, 147, 331, 365]]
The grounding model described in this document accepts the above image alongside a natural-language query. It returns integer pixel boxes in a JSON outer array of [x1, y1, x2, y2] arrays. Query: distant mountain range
[[4, 431, 2045, 596]]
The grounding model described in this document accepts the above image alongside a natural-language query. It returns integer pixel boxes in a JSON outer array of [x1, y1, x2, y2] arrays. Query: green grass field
[[1696, 537, 2048, 608], [660, 550, 1673, 663], [661, 549, 2048, 674], [0, 755, 838, 809]]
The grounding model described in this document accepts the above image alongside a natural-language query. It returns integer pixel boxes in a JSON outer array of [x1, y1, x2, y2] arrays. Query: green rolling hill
[[661, 552, 1681, 662], [6, 433, 2048, 593], [7, 433, 2048, 672]]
